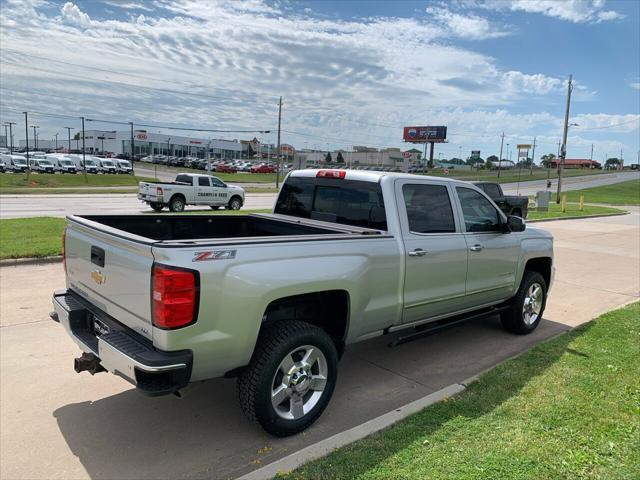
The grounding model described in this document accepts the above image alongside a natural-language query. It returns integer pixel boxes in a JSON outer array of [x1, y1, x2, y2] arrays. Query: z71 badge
[[192, 250, 237, 262]]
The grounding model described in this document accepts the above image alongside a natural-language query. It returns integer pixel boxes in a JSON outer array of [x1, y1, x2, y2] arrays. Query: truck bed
[[77, 213, 380, 242]]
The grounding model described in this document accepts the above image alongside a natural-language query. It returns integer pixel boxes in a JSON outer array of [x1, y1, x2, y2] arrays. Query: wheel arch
[[524, 257, 552, 288]]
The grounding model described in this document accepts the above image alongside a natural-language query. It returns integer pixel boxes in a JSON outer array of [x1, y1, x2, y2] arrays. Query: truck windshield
[[275, 176, 387, 230]]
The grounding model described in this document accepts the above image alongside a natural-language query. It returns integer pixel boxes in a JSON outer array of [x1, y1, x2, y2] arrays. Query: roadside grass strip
[[283, 303, 640, 480]]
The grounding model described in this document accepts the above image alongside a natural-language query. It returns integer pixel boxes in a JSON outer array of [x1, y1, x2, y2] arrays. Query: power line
[[573, 118, 640, 131]]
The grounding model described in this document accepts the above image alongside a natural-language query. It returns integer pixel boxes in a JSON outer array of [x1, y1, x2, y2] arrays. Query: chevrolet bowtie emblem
[[91, 270, 106, 285]]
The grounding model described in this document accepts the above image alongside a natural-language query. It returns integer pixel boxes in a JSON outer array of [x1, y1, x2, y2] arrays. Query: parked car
[[115, 160, 133, 174], [0, 157, 5, 172], [52, 157, 78, 174], [251, 164, 276, 173], [138, 173, 245, 211], [98, 159, 118, 174], [83, 158, 100, 174], [472, 182, 529, 218], [2, 154, 28, 172], [28, 158, 56, 173], [53, 169, 553, 437], [215, 164, 237, 173]]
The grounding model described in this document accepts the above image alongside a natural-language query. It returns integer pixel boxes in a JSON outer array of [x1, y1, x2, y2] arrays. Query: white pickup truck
[[138, 173, 246, 212], [53, 169, 553, 436]]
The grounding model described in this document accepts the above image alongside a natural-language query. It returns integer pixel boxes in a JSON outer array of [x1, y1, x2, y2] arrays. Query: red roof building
[[549, 159, 601, 169]]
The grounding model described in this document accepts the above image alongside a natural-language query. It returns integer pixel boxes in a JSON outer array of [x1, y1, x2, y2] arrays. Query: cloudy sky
[[0, 0, 638, 161]]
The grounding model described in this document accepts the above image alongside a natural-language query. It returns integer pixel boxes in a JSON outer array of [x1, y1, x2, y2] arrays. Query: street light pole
[[64, 127, 74, 153], [2, 124, 7, 151], [23, 112, 30, 179], [275, 96, 282, 189], [556, 74, 574, 203], [6, 122, 16, 153], [54, 133, 59, 150], [497, 132, 505, 178], [31, 125, 39, 150]]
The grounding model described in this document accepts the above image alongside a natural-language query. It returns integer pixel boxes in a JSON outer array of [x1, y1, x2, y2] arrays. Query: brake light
[[61, 228, 67, 274], [316, 169, 346, 179], [156, 186, 163, 196], [151, 264, 198, 329]]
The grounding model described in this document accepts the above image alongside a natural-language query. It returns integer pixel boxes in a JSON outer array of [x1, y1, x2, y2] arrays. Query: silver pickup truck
[[52, 169, 553, 436], [138, 173, 245, 212]]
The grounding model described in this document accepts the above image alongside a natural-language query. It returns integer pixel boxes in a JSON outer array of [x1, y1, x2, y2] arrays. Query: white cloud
[[100, 1, 154, 11], [629, 82, 640, 91], [572, 114, 640, 133], [60, 2, 92, 27], [479, 0, 624, 24], [426, 6, 511, 40]]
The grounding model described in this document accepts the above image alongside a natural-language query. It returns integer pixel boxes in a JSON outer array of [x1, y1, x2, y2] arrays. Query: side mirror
[[506, 215, 526, 232]]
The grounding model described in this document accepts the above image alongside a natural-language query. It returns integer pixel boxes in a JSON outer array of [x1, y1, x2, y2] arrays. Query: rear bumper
[[52, 289, 192, 396]]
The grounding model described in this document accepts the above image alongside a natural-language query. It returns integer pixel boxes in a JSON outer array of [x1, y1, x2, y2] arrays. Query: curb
[[236, 383, 466, 480], [0, 256, 62, 267], [528, 211, 629, 223]]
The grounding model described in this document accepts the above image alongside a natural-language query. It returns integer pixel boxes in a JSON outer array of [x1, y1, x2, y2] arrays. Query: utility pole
[[54, 133, 59, 150], [530, 136, 536, 175], [620, 148, 623, 170], [497, 132, 505, 178], [6, 122, 16, 153], [31, 125, 39, 150], [556, 74, 573, 204], [64, 127, 74, 153], [129, 122, 134, 161], [81, 116, 87, 182], [590, 143, 594, 162], [275, 96, 283, 189], [2, 124, 7, 151], [23, 112, 30, 179]]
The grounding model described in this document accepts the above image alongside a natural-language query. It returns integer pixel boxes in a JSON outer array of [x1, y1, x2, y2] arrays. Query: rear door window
[[402, 184, 455, 233], [275, 177, 387, 230], [198, 177, 211, 187]]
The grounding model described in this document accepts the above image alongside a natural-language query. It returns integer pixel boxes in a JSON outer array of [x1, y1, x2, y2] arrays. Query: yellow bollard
[[562, 194, 567, 213], [579, 194, 584, 211]]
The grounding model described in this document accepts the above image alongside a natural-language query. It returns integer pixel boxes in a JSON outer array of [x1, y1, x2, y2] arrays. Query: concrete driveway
[[1, 210, 638, 479]]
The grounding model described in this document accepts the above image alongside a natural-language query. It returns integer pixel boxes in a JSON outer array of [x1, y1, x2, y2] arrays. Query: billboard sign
[[517, 144, 532, 149], [471, 150, 481, 159], [403, 126, 447, 143]]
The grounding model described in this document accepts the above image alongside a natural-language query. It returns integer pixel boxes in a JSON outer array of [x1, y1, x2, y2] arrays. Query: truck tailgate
[[64, 219, 155, 341], [138, 181, 158, 202]]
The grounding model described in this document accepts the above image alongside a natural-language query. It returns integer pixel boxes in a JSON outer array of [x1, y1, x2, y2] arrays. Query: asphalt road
[[1, 210, 638, 479], [0, 171, 637, 219]]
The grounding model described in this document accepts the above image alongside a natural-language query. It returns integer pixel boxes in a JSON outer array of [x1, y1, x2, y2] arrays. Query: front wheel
[[238, 320, 338, 437], [501, 271, 547, 334]]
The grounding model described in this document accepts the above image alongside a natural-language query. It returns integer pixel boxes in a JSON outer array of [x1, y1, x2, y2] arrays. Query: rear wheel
[[501, 271, 547, 334], [169, 196, 185, 212], [238, 320, 338, 437], [149, 203, 164, 212], [228, 196, 242, 211]]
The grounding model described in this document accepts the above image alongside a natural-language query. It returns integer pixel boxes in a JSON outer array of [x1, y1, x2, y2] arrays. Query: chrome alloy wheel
[[522, 282, 543, 326], [271, 345, 328, 420]]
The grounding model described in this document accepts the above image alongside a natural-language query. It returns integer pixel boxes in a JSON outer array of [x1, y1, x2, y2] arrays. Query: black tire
[[501, 271, 547, 334], [169, 195, 185, 212], [149, 203, 164, 212], [210, 206, 220, 210], [228, 196, 242, 211], [238, 320, 338, 437]]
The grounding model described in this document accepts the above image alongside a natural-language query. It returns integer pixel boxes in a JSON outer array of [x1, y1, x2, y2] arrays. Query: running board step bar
[[388, 305, 510, 348]]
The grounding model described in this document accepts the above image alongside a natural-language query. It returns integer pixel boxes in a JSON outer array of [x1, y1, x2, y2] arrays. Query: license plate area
[[91, 315, 111, 337]]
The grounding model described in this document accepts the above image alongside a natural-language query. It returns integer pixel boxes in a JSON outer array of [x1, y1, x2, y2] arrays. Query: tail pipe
[[74, 352, 106, 375]]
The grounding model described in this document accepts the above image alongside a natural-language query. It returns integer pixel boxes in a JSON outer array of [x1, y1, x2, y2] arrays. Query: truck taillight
[[316, 169, 346, 179], [151, 264, 199, 329], [156, 186, 163, 196], [61, 228, 67, 274]]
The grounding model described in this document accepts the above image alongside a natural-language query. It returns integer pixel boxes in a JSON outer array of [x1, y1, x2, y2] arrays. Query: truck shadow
[[53, 316, 572, 479]]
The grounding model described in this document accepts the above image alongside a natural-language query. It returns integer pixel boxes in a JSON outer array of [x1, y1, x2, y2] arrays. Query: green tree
[[336, 152, 345, 163], [448, 157, 464, 165], [605, 158, 620, 169], [325, 152, 332, 163], [540, 153, 556, 168], [486, 155, 499, 163]]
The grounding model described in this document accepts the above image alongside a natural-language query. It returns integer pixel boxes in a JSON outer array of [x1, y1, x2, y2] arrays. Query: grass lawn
[[0, 173, 155, 190], [284, 303, 640, 480], [423, 168, 607, 184], [0, 217, 66, 259], [527, 202, 624, 221], [554, 179, 640, 205]]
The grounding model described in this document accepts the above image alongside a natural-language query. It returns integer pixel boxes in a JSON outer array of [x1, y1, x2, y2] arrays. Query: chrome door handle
[[469, 244, 483, 252], [408, 248, 427, 257]]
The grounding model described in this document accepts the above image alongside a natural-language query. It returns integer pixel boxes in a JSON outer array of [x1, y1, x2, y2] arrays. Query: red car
[[215, 164, 237, 173], [251, 164, 275, 173]]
